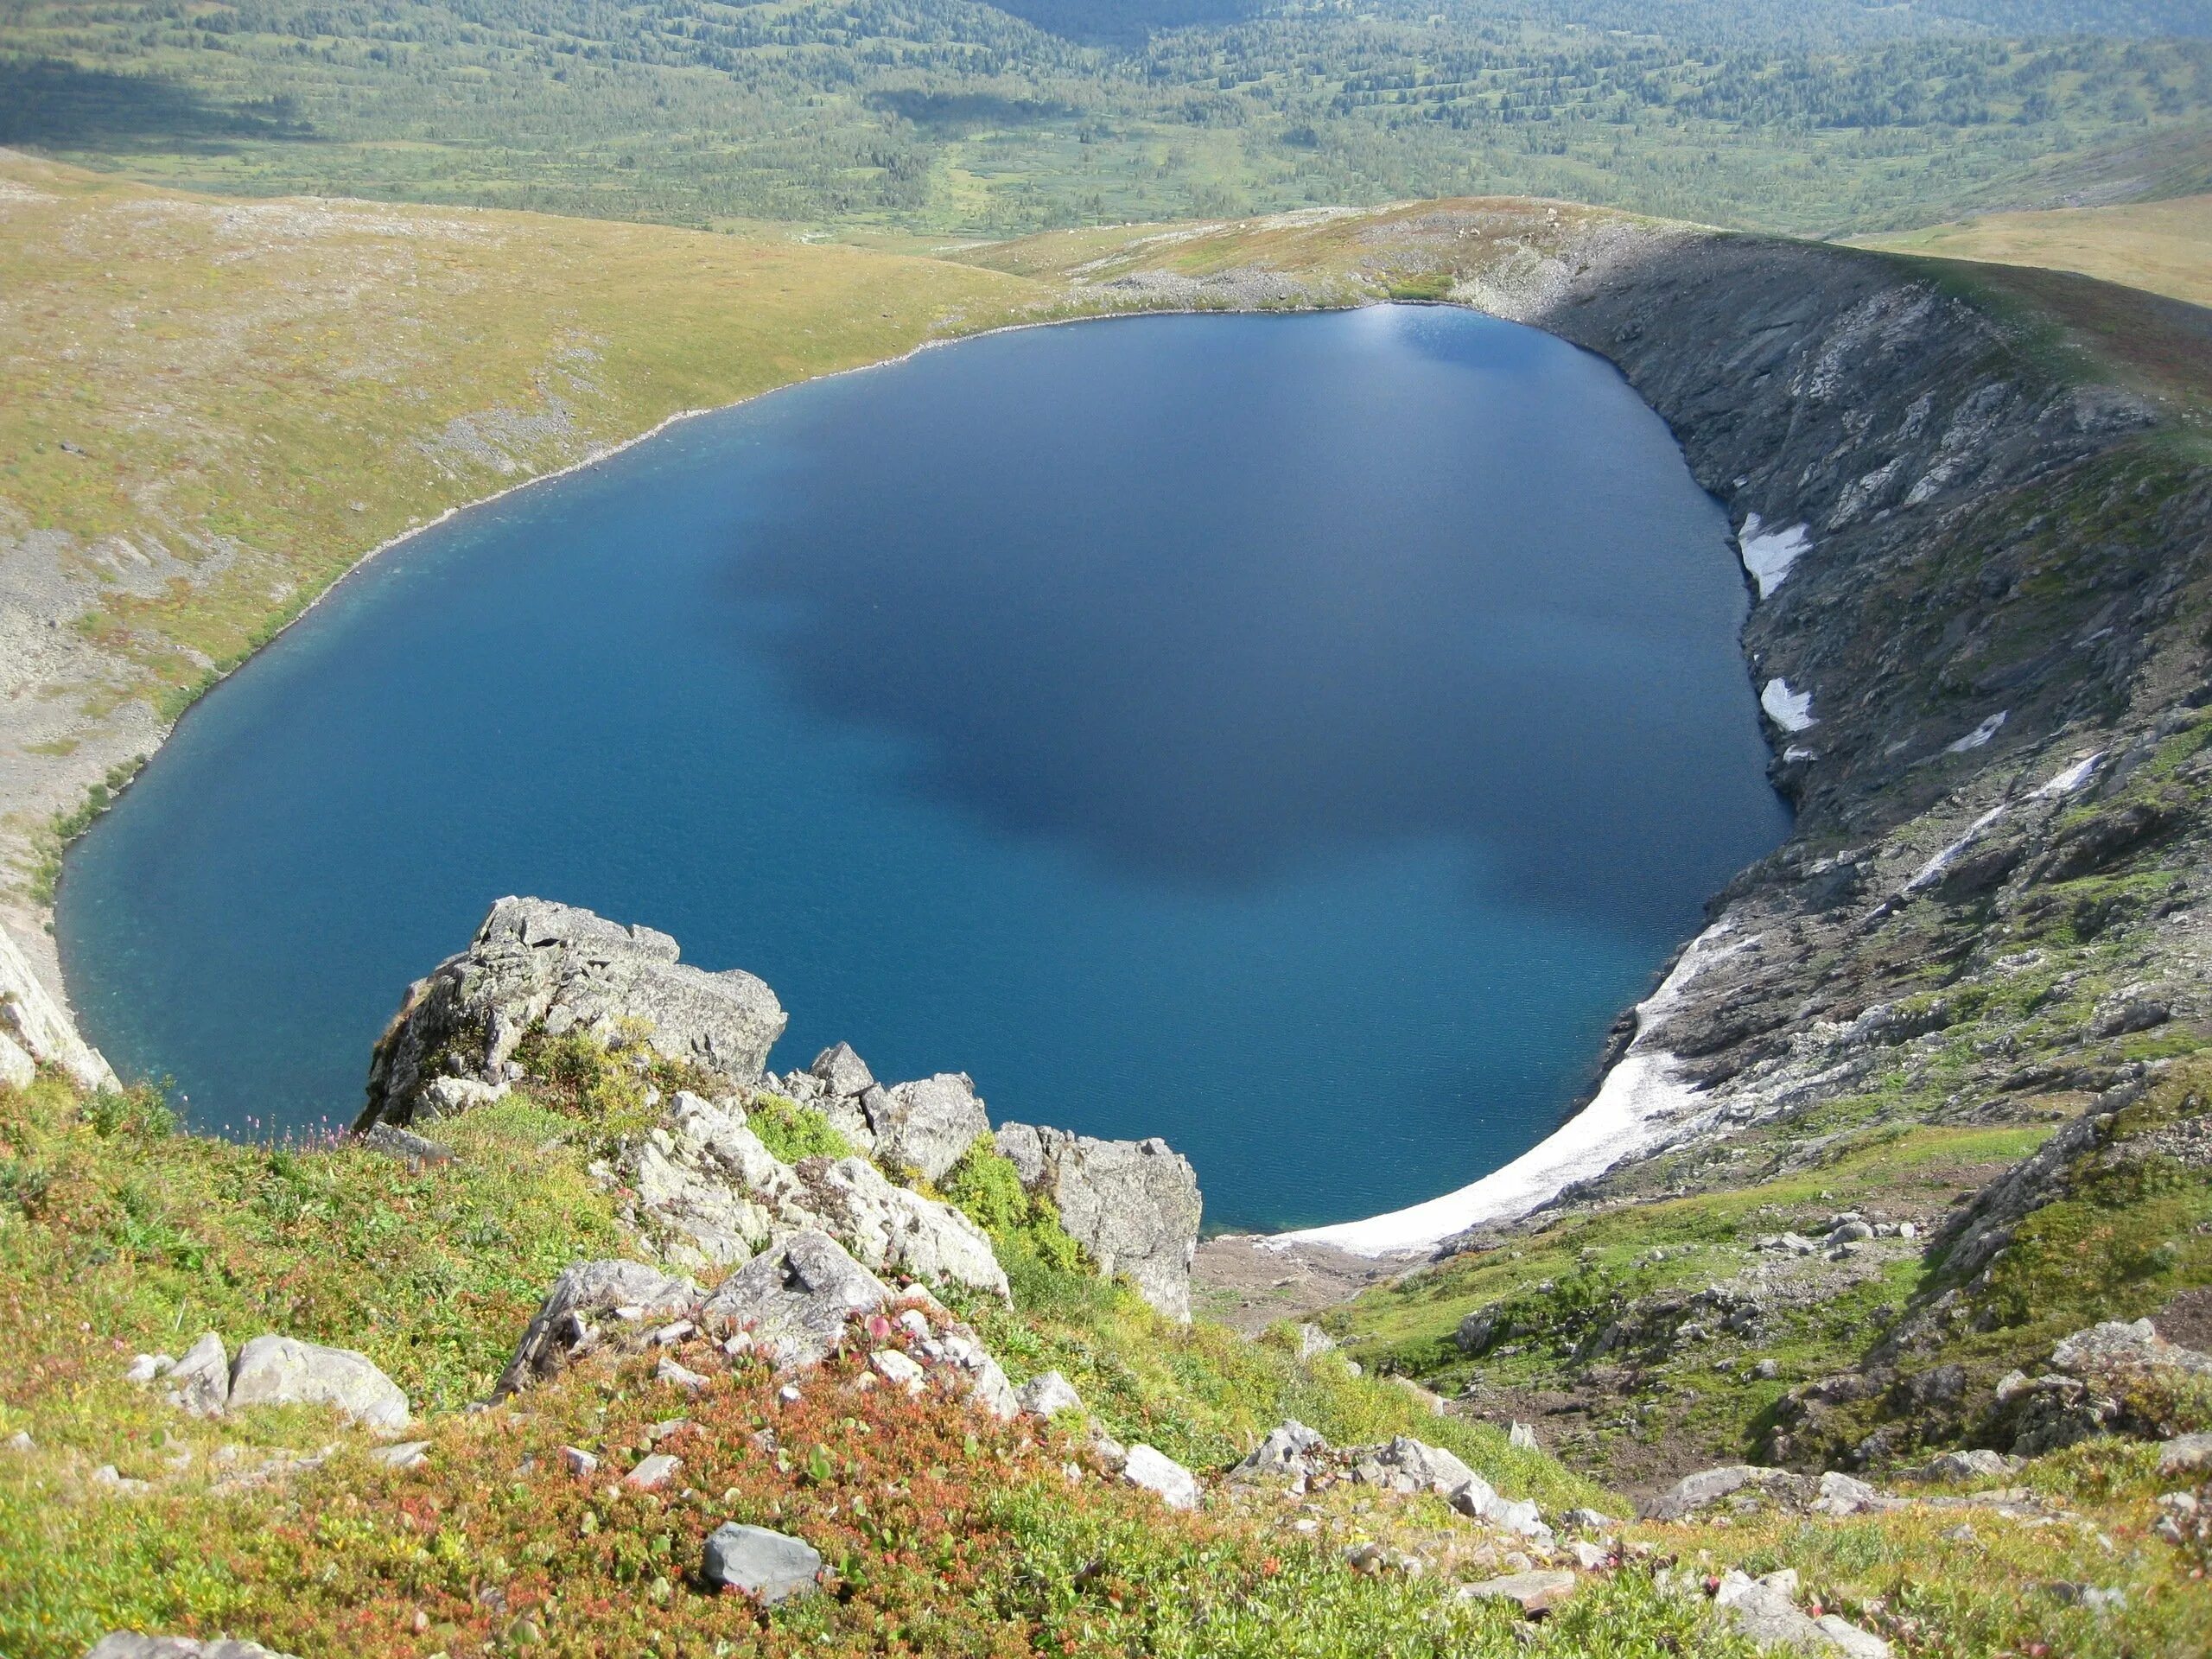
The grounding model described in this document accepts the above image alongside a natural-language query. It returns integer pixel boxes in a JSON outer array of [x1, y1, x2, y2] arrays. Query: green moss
[[747, 1092, 855, 1164]]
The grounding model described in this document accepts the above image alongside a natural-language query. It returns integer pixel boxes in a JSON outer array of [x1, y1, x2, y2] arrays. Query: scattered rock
[[1353, 1434, 1477, 1496], [2158, 1431, 2212, 1475], [1508, 1421, 1539, 1452], [702, 1522, 822, 1605], [562, 1446, 599, 1476], [626, 1452, 680, 1491], [358, 1123, 454, 1166], [227, 1335, 409, 1430], [373, 1441, 429, 1470], [1459, 1569, 1577, 1616], [1714, 1570, 1888, 1656], [997, 1122, 1203, 1321], [1641, 1465, 1809, 1522], [656, 1356, 709, 1394], [1295, 1322, 1338, 1361], [1121, 1443, 1200, 1510], [1903, 1448, 2012, 1483], [167, 1332, 230, 1416]]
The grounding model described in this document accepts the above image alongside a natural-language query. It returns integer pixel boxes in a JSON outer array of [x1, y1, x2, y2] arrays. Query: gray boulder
[[793, 1155, 1009, 1299], [702, 1522, 822, 1604], [358, 897, 786, 1130], [810, 1043, 875, 1099], [226, 1336, 410, 1431], [85, 1639, 298, 1659], [702, 1230, 892, 1368], [1120, 1443, 1200, 1510], [167, 1332, 230, 1417], [868, 1073, 989, 1184], [996, 1122, 1203, 1321], [1640, 1464, 1809, 1522], [1353, 1434, 1477, 1495], [499, 1259, 701, 1395]]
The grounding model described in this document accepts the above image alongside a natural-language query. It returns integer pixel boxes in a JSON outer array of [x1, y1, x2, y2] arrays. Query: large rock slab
[[226, 1335, 410, 1430], [498, 1259, 701, 1395], [793, 1154, 1009, 1299], [997, 1122, 1202, 1320], [701, 1230, 892, 1368], [2, 920, 118, 1092], [358, 897, 785, 1129]]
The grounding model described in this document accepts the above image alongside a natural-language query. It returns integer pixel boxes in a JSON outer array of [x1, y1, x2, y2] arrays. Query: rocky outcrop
[[1, 920, 117, 1092], [997, 1122, 1202, 1320], [358, 897, 785, 1129], [702, 1230, 895, 1369]]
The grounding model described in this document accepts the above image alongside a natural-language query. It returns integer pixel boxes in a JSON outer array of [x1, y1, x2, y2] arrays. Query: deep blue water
[[57, 306, 1788, 1231]]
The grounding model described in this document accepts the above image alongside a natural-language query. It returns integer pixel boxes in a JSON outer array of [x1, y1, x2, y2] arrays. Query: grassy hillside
[[6, 1058, 2209, 1658], [1855, 191, 2212, 308], [0, 149, 1051, 913]]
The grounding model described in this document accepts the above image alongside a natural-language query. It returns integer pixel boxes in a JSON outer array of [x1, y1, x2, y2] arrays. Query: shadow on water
[[0, 59, 314, 151]]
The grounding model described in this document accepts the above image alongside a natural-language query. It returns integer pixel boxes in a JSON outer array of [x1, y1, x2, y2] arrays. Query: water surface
[[60, 306, 1788, 1230]]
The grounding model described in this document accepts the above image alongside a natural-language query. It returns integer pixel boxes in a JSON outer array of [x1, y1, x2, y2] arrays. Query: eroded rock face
[[997, 1122, 1202, 1321], [868, 1073, 988, 1184], [358, 897, 785, 1130], [1, 921, 118, 1092]]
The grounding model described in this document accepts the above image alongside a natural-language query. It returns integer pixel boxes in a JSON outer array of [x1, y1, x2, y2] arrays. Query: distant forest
[[3, 0, 2209, 233]]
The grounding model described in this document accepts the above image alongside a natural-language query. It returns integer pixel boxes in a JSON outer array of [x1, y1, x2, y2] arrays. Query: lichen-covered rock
[[498, 1259, 701, 1395], [701, 1230, 892, 1368], [1639, 1464, 1811, 1522], [868, 1072, 988, 1184], [226, 1335, 410, 1430], [1120, 1443, 1200, 1510], [1351, 1434, 1478, 1496], [996, 1122, 1202, 1320], [1017, 1370, 1084, 1419], [792, 1154, 1008, 1299], [358, 897, 785, 1130], [1230, 1420, 1325, 1481]]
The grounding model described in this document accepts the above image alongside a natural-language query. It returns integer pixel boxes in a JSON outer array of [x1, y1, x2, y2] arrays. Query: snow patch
[[1274, 923, 1754, 1257], [1737, 513, 1812, 599], [1761, 677, 1816, 733], [1945, 711, 2007, 753], [2032, 752, 2103, 798]]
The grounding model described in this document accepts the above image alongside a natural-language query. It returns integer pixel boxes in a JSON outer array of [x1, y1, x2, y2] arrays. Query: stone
[[1459, 1569, 1577, 1616], [359, 897, 787, 1130], [702, 1522, 823, 1604], [933, 1329, 1019, 1419], [124, 1353, 172, 1386], [2158, 1431, 2212, 1475], [226, 1335, 409, 1430], [1713, 1572, 1839, 1653], [374, 1441, 430, 1470], [700, 1230, 891, 1369], [1814, 1471, 1880, 1516], [84, 1639, 299, 1659], [870, 1349, 925, 1392], [2053, 1319, 2212, 1383], [499, 1260, 700, 1395], [1559, 1507, 1614, 1531], [810, 1043, 875, 1099], [625, 1452, 679, 1491], [656, 1356, 709, 1394], [1121, 1443, 1200, 1510], [1640, 1465, 1807, 1522], [1480, 1494, 1550, 1540], [1295, 1322, 1338, 1361], [167, 1332, 230, 1417], [1017, 1370, 1084, 1419], [562, 1446, 599, 1476], [997, 1123, 1203, 1321], [1906, 1448, 2011, 1483], [1567, 1540, 1612, 1570], [1231, 1420, 1325, 1481], [868, 1073, 989, 1184], [1815, 1615, 1895, 1659], [1509, 1421, 1539, 1451]]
